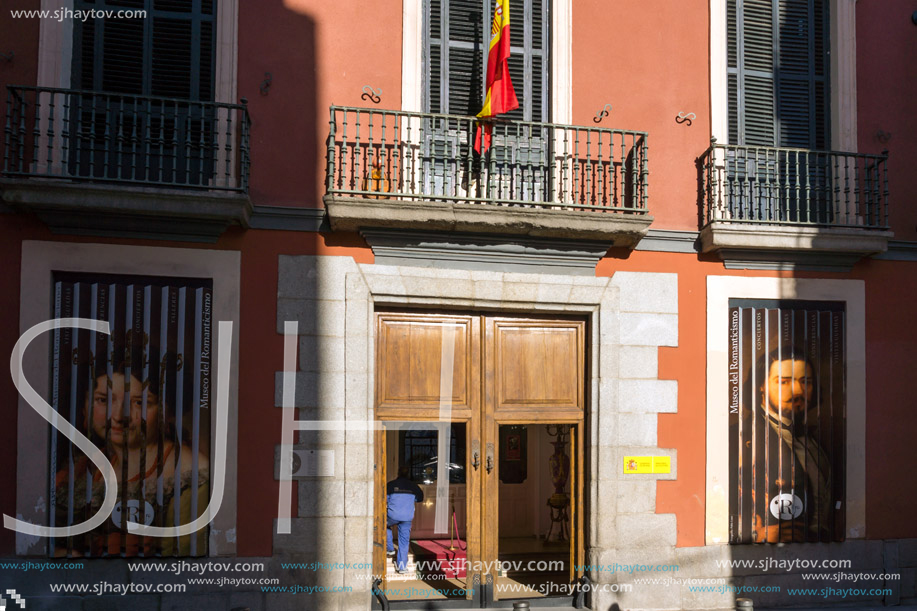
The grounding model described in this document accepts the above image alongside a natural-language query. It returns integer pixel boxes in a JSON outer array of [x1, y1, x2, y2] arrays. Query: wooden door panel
[[375, 311, 586, 602], [376, 314, 475, 418], [492, 319, 585, 414]]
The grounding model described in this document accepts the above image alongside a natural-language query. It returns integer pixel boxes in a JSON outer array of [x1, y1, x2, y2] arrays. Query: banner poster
[[728, 299, 846, 544], [49, 274, 213, 557]]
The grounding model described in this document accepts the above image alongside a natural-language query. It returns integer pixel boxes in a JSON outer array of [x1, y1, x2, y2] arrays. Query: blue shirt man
[[386, 467, 424, 573]]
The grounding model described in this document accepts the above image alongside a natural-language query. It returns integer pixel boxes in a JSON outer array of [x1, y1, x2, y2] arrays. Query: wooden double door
[[374, 311, 586, 603]]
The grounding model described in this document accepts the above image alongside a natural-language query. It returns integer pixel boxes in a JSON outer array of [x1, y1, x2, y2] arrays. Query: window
[[420, 0, 551, 200], [50, 272, 213, 557], [424, 0, 548, 121], [68, 0, 218, 185], [399, 424, 467, 484], [727, 0, 829, 148], [727, 299, 845, 544]]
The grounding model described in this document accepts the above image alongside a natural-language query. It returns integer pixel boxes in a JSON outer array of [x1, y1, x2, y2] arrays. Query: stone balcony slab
[[700, 222, 893, 271], [324, 195, 652, 247]]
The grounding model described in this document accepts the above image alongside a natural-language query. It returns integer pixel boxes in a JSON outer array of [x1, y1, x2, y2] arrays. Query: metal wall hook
[[361, 85, 382, 104], [593, 103, 612, 123], [676, 111, 696, 126], [260, 73, 272, 96], [877, 130, 892, 144]]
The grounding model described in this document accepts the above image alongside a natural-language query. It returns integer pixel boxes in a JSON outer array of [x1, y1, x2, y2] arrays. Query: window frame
[[704, 276, 866, 545], [15, 241, 240, 557]]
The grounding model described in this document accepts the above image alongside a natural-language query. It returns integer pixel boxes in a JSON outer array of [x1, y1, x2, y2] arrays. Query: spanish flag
[[475, 0, 519, 153]]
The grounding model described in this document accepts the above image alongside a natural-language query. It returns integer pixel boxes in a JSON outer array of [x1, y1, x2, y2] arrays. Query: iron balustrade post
[[405, 113, 413, 195], [792, 149, 801, 223], [116, 97, 125, 180], [881, 150, 889, 228], [561, 125, 570, 205], [584, 128, 593, 207], [46, 90, 55, 173], [326, 106, 336, 194], [223, 103, 232, 188], [844, 154, 852, 226], [853, 152, 860, 226], [572, 127, 580, 205], [182, 100, 192, 185], [355, 109, 363, 193], [143, 97, 152, 182], [596, 130, 605, 207], [832, 152, 840, 224], [393, 112, 402, 194], [241, 99, 251, 192], [30, 88, 41, 172], [619, 131, 626, 208], [626, 134, 639, 208], [103, 94, 112, 179], [129, 97, 138, 181], [199, 102, 208, 187], [487, 121, 496, 202], [16, 89, 26, 172], [802, 150, 810, 223], [380, 111, 388, 195], [2, 88, 11, 173], [640, 134, 648, 212]]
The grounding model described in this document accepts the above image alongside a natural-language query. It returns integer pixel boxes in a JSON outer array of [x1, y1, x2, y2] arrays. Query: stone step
[[385, 551, 418, 578]]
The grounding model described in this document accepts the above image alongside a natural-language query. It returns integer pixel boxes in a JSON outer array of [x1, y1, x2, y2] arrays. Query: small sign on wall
[[623, 456, 671, 474]]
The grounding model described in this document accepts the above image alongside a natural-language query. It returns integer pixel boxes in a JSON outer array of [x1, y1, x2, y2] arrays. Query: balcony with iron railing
[[323, 106, 653, 246], [1, 86, 252, 241], [698, 139, 893, 269]]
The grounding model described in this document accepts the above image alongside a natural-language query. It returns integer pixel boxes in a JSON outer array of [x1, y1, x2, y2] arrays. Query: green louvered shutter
[[426, 0, 484, 116], [727, 0, 829, 148], [69, 0, 217, 185], [72, 0, 216, 101], [776, 0, 829, 149]]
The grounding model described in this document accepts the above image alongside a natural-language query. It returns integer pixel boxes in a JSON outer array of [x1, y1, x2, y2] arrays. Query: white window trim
[[15, 241, 240, 556], [401, 0, 572, 122], [709, 0, 857, 151], [705, 276, 866, 544]]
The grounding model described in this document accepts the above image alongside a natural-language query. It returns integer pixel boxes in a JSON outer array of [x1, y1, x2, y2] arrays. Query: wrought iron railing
[[326, 106, 648, 213], [3, 86, 251, 192], [701, 139, 889, 229]]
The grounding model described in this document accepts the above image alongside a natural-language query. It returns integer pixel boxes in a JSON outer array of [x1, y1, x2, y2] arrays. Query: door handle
[[472, 440, 480, 470], [486, 442, 494, 474]]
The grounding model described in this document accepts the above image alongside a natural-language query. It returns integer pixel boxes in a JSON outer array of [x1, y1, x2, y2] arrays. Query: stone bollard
[[512, 602, 531, 610], [736, 598, 754, 611]]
